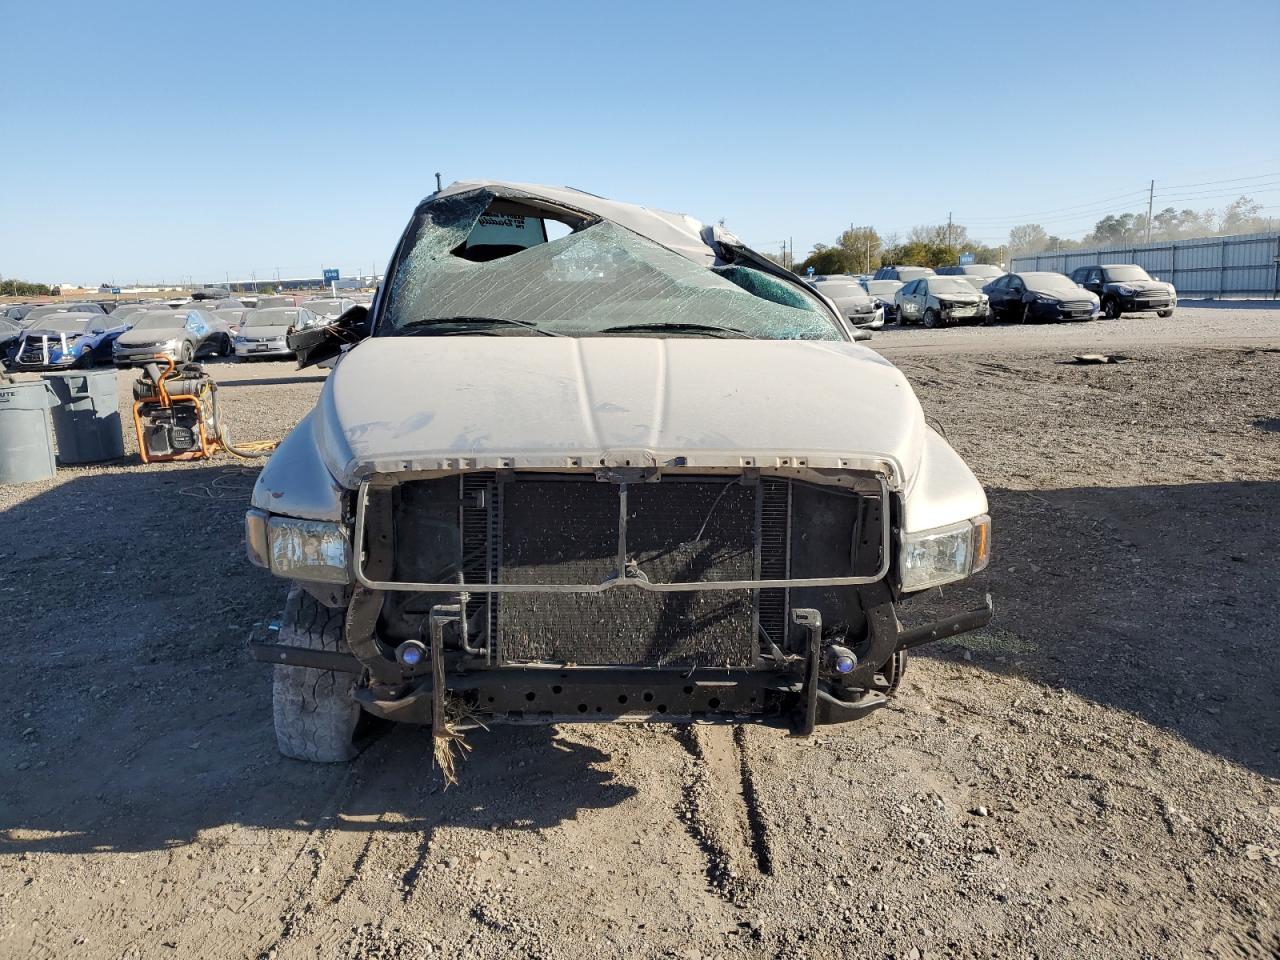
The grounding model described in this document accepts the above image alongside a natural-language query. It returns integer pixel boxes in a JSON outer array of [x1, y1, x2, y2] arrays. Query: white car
[[245, 180, 993, 764], [894, 276, 990, 327], [234, 307, 314, 359], [806, 276, 884, 329]]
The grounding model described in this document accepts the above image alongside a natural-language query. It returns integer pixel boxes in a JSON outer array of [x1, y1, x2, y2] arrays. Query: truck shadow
[[0, 468, 1275, 855], [0, 465, 633, 855], [901, 480, 1280, 780]]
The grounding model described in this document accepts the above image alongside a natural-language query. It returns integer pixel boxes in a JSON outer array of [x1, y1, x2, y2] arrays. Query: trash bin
[[0, 379, 58, 483], [41, 369, 126, 465]]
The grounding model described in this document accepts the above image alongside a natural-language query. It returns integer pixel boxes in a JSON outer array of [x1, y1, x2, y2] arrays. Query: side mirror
[[287, 305, 370, 369]]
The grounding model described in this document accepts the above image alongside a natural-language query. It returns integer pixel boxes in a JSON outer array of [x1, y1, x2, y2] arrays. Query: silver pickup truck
[[246, 180, 993, 764]]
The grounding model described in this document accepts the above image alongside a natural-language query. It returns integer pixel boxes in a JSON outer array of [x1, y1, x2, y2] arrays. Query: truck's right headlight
[[900, 515, 991, 591], [245, 508, 351, 583]]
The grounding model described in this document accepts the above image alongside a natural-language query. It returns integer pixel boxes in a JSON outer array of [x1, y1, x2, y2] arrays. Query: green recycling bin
[[41, 369, 126, 465], [0, 379, 58, 483]]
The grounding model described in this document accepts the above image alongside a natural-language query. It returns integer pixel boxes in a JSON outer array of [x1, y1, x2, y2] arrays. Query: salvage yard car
[[872, 264, 936, 283], [861, 279, 904, 322], [983, 271, 1100, 323], [247, 180, 993, 763], [936, 263, 1004, 290], [806, 276, 884, 328], [112, 308, 232, 366], [1069, 264, 1176, 319], [894, 276, 990, 327], [19, 302, 107, 327], [234, 306, 311, 359], [9, 313, 132, 370]]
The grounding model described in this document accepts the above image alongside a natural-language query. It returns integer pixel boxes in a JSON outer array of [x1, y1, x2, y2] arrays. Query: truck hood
[[312, 337, 928, 490]]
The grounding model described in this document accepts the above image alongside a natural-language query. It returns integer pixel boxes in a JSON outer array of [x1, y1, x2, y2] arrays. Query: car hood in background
[[311, 337, 928, 491], [1107, 280, 1174, 293], [240, 325, 291, 339], [116, 327, 185, 346]]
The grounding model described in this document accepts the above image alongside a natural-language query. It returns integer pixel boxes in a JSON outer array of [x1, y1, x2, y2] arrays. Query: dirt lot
[[2, 306, 1279, 959]]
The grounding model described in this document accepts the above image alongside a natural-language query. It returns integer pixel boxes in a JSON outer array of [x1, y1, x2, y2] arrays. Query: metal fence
[[1010, 231, 1280, 298]]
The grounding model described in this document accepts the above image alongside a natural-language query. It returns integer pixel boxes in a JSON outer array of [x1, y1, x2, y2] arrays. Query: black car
[[983, 272, 1100, 323], [1068, 264, 1177, 319], [872, 265, 936, 283], [0, 317, 22, 367]]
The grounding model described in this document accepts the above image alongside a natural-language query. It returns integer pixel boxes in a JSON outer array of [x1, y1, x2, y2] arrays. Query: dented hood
[[313, 337, 927, 489]]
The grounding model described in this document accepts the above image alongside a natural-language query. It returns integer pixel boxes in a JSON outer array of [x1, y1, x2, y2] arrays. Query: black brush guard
[[251, 471, 994, 732]]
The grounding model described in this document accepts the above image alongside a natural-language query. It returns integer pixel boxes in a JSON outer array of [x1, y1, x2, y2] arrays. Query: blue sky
[[2, 0, 1278, 284]]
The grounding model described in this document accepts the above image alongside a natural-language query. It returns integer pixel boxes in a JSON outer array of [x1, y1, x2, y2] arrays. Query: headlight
[[1115, 285, 1135, 296], [245, 509, 351, 583], [1033, 295, 1058, 304], [899, 515, 991, 591]]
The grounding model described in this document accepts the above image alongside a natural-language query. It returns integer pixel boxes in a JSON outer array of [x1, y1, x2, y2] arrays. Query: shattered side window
[[383, 201, 842, 341]]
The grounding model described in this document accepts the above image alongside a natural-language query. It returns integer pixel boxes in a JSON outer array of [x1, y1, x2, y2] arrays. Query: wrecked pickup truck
[[246, 180, 993, 764]]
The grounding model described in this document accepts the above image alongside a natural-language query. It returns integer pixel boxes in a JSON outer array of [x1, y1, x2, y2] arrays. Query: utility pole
[[947, 212, 953, 250], [1146, 180, 1155, 244]]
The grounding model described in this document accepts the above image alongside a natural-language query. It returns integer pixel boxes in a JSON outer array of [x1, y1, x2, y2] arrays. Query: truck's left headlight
[[899, 515, 990, 591], [245, 508, 351, 583]]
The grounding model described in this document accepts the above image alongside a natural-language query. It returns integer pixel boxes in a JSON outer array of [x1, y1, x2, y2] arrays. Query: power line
[[956, 186, 1150, 224], [1158, 170, 1280, 190], [1154, 182, 1280, 204]]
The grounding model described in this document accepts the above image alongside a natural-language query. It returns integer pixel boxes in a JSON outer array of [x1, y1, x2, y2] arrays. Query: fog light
[[396, 640, 427, 669], [827, 644, 857, 674]]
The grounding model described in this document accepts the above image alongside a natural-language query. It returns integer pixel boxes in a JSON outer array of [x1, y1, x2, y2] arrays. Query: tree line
[[789, 194, 1272, 275], [0, 279, 55, 297]]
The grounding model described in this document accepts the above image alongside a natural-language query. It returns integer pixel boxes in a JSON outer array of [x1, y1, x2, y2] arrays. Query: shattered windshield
[[380, 192, 844, 341]]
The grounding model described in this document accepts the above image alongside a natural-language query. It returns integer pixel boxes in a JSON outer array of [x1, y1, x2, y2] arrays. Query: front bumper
[[9, 353, 82, 371], [250, 596, 994, 732], [1029, 301, 1098, 322], [849, 307, 885, 329], [115, 345, 179, 366], [1117, 294, 1175, 312], [940, 304, 989, 323], [235, 341, 293, 358]]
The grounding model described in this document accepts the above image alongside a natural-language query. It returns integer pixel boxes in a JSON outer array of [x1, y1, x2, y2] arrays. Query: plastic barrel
[[0, 380, 58, 483], [41, 369, 125, 465]]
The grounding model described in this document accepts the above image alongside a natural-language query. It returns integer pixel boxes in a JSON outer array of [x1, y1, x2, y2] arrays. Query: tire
[[922, 308, 940, 329], [180, 342, 194, 363], [77, 349, 96, 370], [1157, 309, 1174, 318], [272, 585, 367, 763], [219, 335, 233, 357], [1104, 298, 1123, 320]]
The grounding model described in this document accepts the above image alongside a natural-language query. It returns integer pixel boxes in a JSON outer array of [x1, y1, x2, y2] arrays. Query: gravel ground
[[1, 306, 1278, 959]]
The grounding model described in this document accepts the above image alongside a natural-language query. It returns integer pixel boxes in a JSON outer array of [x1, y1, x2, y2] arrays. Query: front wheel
[[1157, 309, 1174, 318], [272, 585, 368, 763], [180, 342, 194, 363], [220, 335, 233, 357], [922, 308, 941, 329], [1104, 298, 1123, 320]]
